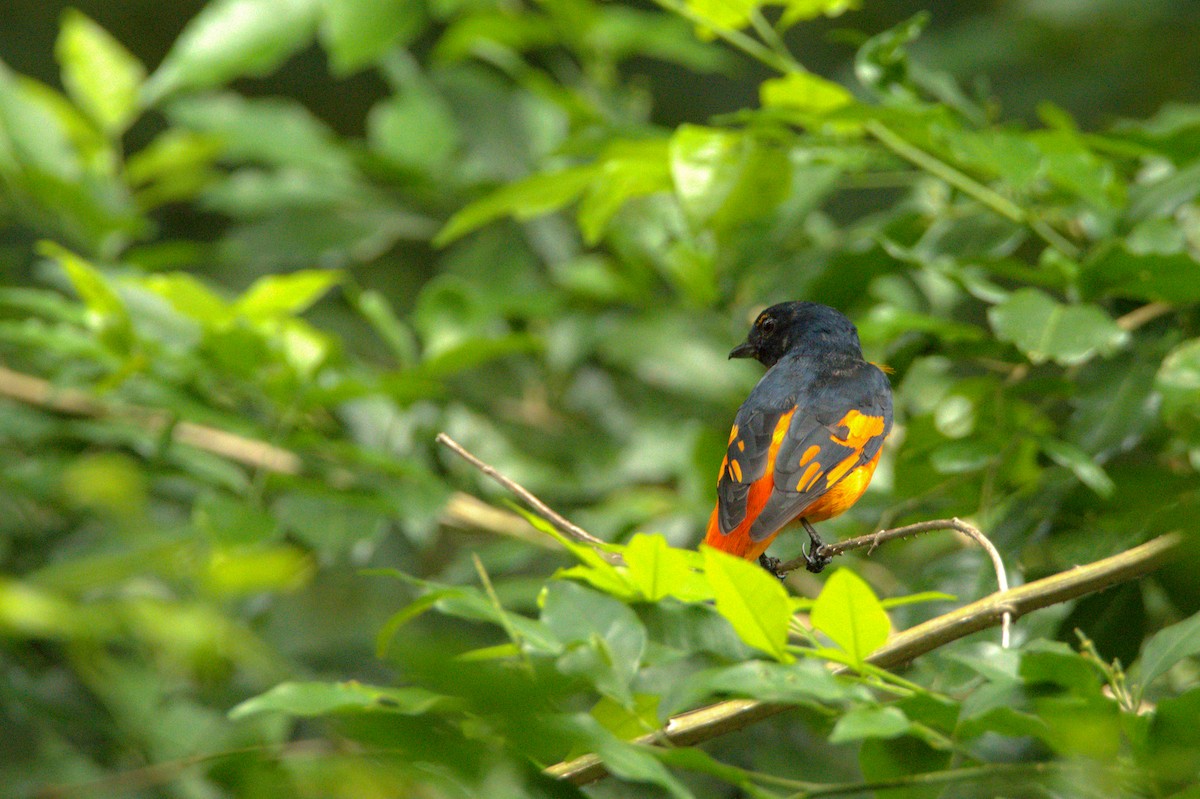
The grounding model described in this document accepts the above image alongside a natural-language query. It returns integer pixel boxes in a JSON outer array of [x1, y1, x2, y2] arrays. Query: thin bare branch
[[780, 517, 1013, 647], [435, 432, 609, 549], [546, 532, 1181, 785], [0, 364, 301, 474], [1116, 301, 1172, 331], [441, 492, 559, 549]]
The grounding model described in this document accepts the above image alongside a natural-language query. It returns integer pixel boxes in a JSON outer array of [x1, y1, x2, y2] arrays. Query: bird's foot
[[801, 519, 833, 574], [757, 553, 787, 580]]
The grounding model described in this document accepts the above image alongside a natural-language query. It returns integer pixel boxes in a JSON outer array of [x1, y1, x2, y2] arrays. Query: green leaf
[[669, 125, 791, 231], [319, 0, 424, 75], [623, 533, 708, 602], [542, 582, 646, 706], [1039, 438, 1116, 498], [591, 693, 660, 739], [1137, 610, 1200, 691], [1019, 642, 1104, 693], [811, 569, 891, 664], [139, 272, 231, 326], [167, 93, 352, 172], [988, 288, 1128, 366], [879, 591, 957, 610], [1082, 246, 1200, 303], [579, 717, 694, 799], [1156, 338, 1200, 435], [56, 9, 145, 135], [829, 705, 910, 743], [434, 167, 598, 246], [372, 575, 561, 659], [416, 333, 541, 378], [352, 289, 418, 366], [367, 89, 460, 172], [577, 140, 672, 245], [274, 490, 386, 557], [702, 546, 793, 662], [145, 0, 322, 104], [39, 242, 133, 347], [760, 71, 855, 115], [234, 269, 341, 320], [681, 659, 850, 707], [683, 0, 758, 33], [202, 545, 314, 596], [41, 242, 124, 319], [0, 64, 79, 178], [780, 0, 860, 26], [229, 681, 447, 719]]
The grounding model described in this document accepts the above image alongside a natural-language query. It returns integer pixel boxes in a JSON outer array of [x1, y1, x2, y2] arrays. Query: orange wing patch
[[804, 449, 884, 522], [795, 461, 821, 492], [832, 409, 886, 448], [705, 408, 796, 559], [824, 451, 861, 486]]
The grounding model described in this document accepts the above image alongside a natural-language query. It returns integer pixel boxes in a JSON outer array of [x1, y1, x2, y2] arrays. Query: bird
[[703, 302, 893, 575]]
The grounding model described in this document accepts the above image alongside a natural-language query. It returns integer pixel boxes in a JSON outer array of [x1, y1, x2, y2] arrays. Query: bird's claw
[[802, 544, 832, 574], [801, 519, 832, 574], [757, 553, 787, 580]]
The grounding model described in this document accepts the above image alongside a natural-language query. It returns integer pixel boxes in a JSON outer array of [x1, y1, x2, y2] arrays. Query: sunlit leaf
[[811, 569, 890, 664], [760, 71, 854, 115], [623, 533, 708, 602], [39, 241, 131, 341], [669, 125, 791, 231], [702, 546, 793, 662], [591, 693, 660, 739], [145, 0, 322, 103], [235, 269, 341, 319], [56, 9, 145, 135], [683, 0, 758, 33]]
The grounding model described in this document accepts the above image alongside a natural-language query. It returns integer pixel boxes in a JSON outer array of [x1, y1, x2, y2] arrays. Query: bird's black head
[[729, 301, 862, 367]]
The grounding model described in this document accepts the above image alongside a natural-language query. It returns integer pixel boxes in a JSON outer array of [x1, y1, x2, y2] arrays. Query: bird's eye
[[759, 316, 776, 335]]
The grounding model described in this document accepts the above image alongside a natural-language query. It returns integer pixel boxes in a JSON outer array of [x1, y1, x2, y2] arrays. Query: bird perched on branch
[[704, 302, 893, 575]]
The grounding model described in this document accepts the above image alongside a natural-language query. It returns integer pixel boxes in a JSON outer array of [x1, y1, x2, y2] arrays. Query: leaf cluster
[[0, 0, 1198, 797]]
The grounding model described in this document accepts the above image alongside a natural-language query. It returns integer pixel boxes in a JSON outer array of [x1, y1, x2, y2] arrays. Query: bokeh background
[[2, 0, 1199, 796]]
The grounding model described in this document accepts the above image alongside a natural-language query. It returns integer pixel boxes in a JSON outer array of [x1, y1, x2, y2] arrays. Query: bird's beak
[[728, 341, 757, 359]]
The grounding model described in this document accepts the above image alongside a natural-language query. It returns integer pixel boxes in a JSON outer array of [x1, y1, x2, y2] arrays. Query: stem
[[436, 433, 608, 549], [863, 120, 1082, 260], [651, 0, 797, 74], [0, 365, 302, 474], [748, 7, 804, 74], [787, 760, 1131, 798], [780, 518, 1013, 648]]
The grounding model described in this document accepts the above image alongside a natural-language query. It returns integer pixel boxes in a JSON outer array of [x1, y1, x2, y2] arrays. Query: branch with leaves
[[547, 532, 1181, 785], [430, 433, 1183, 785]]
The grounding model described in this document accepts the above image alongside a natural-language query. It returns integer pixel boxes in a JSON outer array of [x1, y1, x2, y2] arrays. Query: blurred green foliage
[[1, 0, 1199, 797]]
